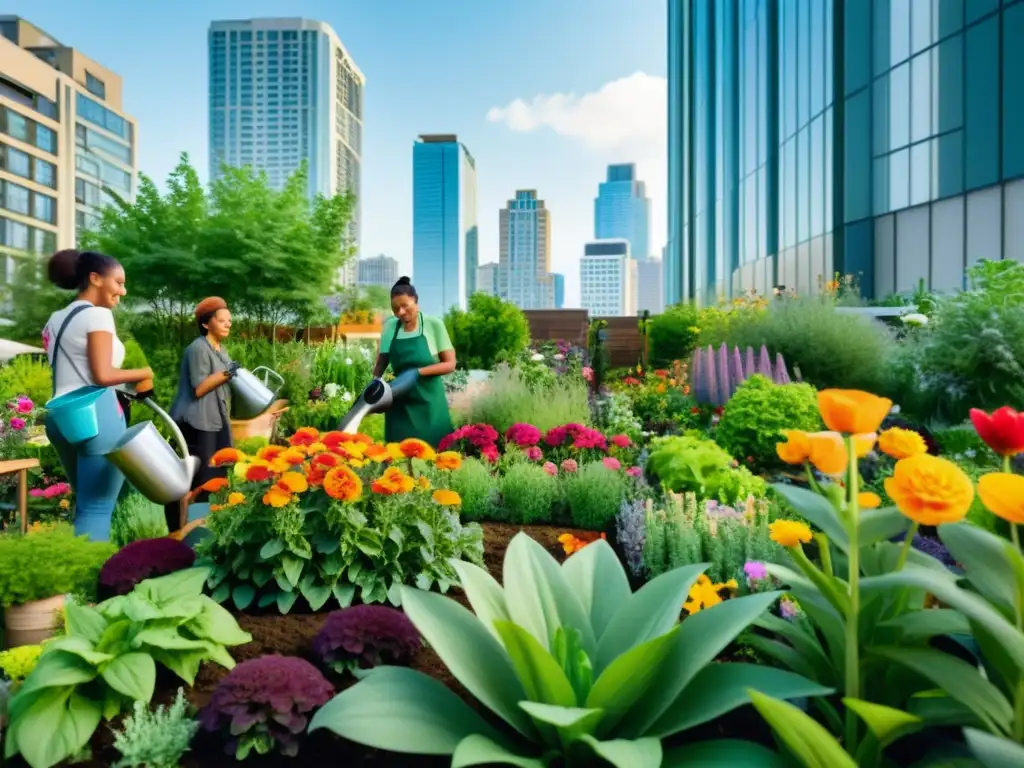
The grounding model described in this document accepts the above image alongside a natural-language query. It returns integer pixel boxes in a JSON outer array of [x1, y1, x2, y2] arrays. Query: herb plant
[[112, 688, 199, 768], [564, 461, 626, 530], [0, 523, 115, 607], [499, 462, 561, 525]]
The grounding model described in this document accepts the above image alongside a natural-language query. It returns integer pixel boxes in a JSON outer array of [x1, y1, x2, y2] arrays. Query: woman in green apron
[[372, 277, 456, 447]]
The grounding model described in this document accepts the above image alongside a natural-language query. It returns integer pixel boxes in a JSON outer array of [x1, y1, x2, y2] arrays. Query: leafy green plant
[[445, 293, 530, 370], [648, 303, 701, 366], [716, 376, 822, 469], [111, 688, 199, 768], [3, 568, 250, 768], [463, 364, 591, 434], [309, 533, 828, 765], [110, 490, 169, 548], [447, 458, 500, 522], [0, 644, 43, 684], [0, 524, 115, 607], [0, 356, 52, 407], [500, 462, 561, 525], [564, 461, 626, 530], [235, 436, 270, 455], [647, 433, 768, 504]]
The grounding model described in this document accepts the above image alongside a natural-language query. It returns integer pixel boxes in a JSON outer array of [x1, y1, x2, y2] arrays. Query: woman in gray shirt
[[167, 296, 238, 530]]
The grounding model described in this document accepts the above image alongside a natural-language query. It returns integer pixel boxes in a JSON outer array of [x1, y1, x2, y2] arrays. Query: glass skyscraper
[[594, 163, 651, 260], [412, 134, 478, 317], [666, 0, 1024, 305], [208, 18, 364, 254]]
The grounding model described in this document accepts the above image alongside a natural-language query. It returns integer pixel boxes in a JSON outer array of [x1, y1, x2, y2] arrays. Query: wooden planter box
[[230, 399, 289, 443]]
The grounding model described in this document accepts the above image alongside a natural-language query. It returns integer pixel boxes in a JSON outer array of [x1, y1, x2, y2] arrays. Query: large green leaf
[[99, 653, 156, 702], [7, 688, 103, 768], [560, 538, 632, 641], [878, 609, 971, 641], [502, 533, 596, 657], [751, 612, 836, 684], [494, 620, 577, 707], [451, 735, 545, 768], [451, 559, 510, 642], [618, 591, 780, 738], [939, 524, 1018, 617], [44, 635, 114, 666], [858, 507, 911, 547], [309, 666, 508, 755], [400, 586, 534, 737], [843, 698, 923, 749], [62, 601, 107, 644], [13, 650, 97, 701], [577, 734, 662, 768], [648, 662, 833, 737], [518, 701, 605, 746], [663, 739, 789, 767], [870, 646, 1014, 735], [131, 566, 209, 606], [963, 727, 1024, 768], [185, 599, 252, 646], [772, 483, 849, 549], [748, 690, 857, 768], [595, 563, 705, 673]]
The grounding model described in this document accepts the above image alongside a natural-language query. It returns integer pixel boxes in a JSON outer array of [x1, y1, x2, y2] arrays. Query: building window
[[76, 93, 129, 140], [32, 193, 55, 224], [35, 124, 56, 154], [33, 157, 56, 188], [1, 180, 30, 216], [4, 109, 29, 142], [3, 145, 31, 178]]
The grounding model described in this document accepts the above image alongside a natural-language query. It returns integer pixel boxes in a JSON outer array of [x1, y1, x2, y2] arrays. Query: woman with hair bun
[[41, 249, 154, 541], [371, 276, 456, 447]]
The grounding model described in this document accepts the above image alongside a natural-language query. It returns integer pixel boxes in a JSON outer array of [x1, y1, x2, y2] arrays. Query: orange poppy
[[323, 465, 363, 502], [776, 430, 811, 465], [199, 477, 230, 493], [817, 390, 892, 435], [210, 447, 243, 466], [431, 489, 461, 506], [976, 473, 1024, 524], [364, 444, 391, 462], [277, 471, 309, 494], [262, 486, 292, 508], [807, 431, 848, 475], [245, 464, 275, 483], [857, 491, 882, 509]]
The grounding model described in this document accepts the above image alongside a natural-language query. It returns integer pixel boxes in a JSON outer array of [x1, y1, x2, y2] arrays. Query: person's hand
[[226, 362, 241, 379], [136, 377, 155, 399]]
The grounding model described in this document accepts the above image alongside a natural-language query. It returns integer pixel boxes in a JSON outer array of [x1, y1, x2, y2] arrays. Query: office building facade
[[0, 16, 137, 288], [595, 163, 651, 260], [580, 239, 637, 317], [666, 0, 1024, 305], [208, 18, 363, 255], [552, 272, 565, 309], [637, 255, 664, 314], [357, 253, 398, 288], [476, 262, 499, 297], [498, 189, 555, 310], [412, 134, 478, 317]]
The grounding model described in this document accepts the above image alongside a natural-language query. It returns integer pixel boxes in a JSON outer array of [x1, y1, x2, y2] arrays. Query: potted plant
[[0, 523, 114, 647]]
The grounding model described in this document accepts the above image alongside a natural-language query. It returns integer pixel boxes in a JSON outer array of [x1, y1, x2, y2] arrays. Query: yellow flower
[[807, 431, 848, 475], [417, 475, 431, 490], [262, 486, 292, 508], [399, 438, 436, 461], [435, 451, 462, 471], [386, 442, 405, 461], [884, 454, 974, 526], [277, 471, 309, 494], [817, 390, 892, 435], [977, 473, 1024, 525], [776, 430, 811, 465], [857, 492, 882, 509], [877, 427, 928, 460], [683, 574, 737, 614], [853, 432, 878, 458], [769, 519, 813, 548], [227, 492, 246, 506], [59, 499, 70, 510], [432, 489, 462, 506]]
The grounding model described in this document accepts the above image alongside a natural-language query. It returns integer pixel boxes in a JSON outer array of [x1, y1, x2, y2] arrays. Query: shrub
[[463, 363, 591, 434], [98, 537, 197, 598], [715, 375, 822, 469], [0, 356, 52, 407], [444, 293, 530, 370], [646, 433, 767, 504], [648, 303, 701, 365], [110, 489, 169, 547], [200, 655, 334, 759], [0, 523, 114, 606], [312, 605, 420, 674], [500, 462, 560, 524], [112, 688, 199, 768], [0, 644, 42, 683], [446, 458, 499, 521], [564, 461, 626, 530]]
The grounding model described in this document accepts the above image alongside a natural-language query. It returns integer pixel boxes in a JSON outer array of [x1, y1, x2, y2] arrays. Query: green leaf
[[300, 580, 333, 611], [281, 553, 304, 587], [939, 524, 1018, 616], [451, 735, 544, 767], [772, 483, 849, 550], [560, 538, 632, 640], [44, 635, 114, 666], [259, 538, 285, 560], [63, 601, 108, 644], [518, 701, 604, 745], [663, 739, 789, 767], [751, 612, 835, 684], [450, 559, 510, 642], [277, 590, 298, 613], [309, 666, 508, 754], [748, 690, 857, 768], [14, 650, 97, 700], [649, 662, 833, 737], [577, 734, 662, 768], [493, 620, 577, 707], [149, 648, 206, 685], [8, 688, 103, 768], [502, 533, 596, 658], [618, 591, 780, 738], [399, 585, 534, 738], [870, 646, 1014, 734], [843, 698, 923, 749], [132, 566, 209, 606], [595, 562, 705, 673], [963, 727, 1024, 767], [879, 609, 971, 641], [333, 581, 356, 607], [100, 652, 156, 701], [132, 626, 210, 652], [858, 507, 911, 547], [185, 599, 252, 646], [232, 584, 255, 610]]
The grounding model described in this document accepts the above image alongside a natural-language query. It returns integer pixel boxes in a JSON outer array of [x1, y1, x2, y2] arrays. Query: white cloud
[[486, 72, 666, 151]]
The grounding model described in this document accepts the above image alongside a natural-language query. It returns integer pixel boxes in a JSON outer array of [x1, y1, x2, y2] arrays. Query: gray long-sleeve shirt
[[171, 336, 233, 431]]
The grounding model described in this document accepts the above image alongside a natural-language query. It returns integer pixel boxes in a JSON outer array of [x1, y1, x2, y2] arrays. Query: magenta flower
[[30, 488, 44, 498], [15, 397, 33, 414], [560, 459, 578, 473], [744, 561, 768, 581], [542, 461, 557, 476], [10, 418, 26, 431], [626, 466, 642, 478], [505, 423, 541, 447], [779, 598, 799, 619], [525, 446, 543, 461], [602, 456, 621, 471], [610, 434, 632, 449], [480, 444, 500, 464]]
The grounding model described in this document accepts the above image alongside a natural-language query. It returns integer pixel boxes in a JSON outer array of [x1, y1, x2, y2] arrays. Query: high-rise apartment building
[[476, 262, 499, 297], [0, 16, 138, 287], [595, 163, 651, 260], [580, 239, 636, 317], [667, 0, 1024, 305], [412, 134, 478, 317], [357, 253, 398, 288], [637, 256, 664, 314], [208, 18, 364, 255], [498, 189, 555, 309]]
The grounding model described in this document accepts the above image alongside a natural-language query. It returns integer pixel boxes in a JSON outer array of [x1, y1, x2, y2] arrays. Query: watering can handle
[[251, 366, 285, 394], [141, 398, 191, 461]]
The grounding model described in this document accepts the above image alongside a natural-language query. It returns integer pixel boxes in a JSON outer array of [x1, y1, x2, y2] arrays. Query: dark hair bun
[[48, 249, 82, 291], [394, 276, 412, 286]]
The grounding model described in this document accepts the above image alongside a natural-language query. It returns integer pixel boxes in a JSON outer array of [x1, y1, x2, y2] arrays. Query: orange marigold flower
[[373, 466, 415, 495], [776, 430, 811, 465], [431, 489, 461, 506], [278, 471, 309, 493], [769, 519, 814, 548], [245, 464, 275, 483], [878, 427, 928, 460], [884, 454, 974, 526], [200, 477, 230, 493], [399, 438, 436, 461], [435, 451, 462, 471], [858, 492, 882, 509], [288, 427, 320, 447], [312, 453, 340, 469], [386, 443, 405, 461], [227, 492, 246, 506], [323, 465, 363, 502], [364, 444, 391, 462], [417, 475, 431, 490], [817, 390, 892, 435], [807, 431, 848, 476], [977, 473, 1024, 525], [305, 466, 327, 487], [281, 447, 308, 466], [332, 443, 365, 461], [210, 504, 224, 512], [257, 445, 285, 461], [263, 487, 293, 508], [307, 442, 327, 455], [210, 447, 243, 466]]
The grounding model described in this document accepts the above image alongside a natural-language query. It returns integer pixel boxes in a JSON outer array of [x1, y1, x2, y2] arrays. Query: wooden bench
[[0, 458, 41, 533]]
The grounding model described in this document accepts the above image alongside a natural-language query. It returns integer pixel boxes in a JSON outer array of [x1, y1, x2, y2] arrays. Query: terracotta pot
[[3, 594, 65, 648]]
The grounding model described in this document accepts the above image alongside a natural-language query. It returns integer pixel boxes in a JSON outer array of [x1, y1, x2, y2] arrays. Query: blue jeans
[[45, 388, 127, 542]]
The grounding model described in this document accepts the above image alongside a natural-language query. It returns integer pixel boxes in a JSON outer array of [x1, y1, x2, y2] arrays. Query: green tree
[[444, 293, 530, 370], [1, 255, 67, 344]]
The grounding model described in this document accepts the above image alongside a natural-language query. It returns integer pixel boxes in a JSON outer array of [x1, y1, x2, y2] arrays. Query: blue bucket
[[44, 386, 109, 444]]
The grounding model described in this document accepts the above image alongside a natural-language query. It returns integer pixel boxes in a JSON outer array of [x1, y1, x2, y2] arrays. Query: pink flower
[[480, 444, 500, 463], [41, 327, 51, 352], [626, 466, 642, 478], [544, 427, 568, 447], [602, 456, 621, 471], [42, 482, 71, 499], [505, 423, 541, 448], [560, 459, 578, 473], [610, 434, 632, 449], [542, 461, 558, 476], [582, 366, 594, 382], [744, 561, 768, 581], [572, 428, 607, 451], [10, 418, 26, 431], [15, 397, 33, 414], [30, 488, 44, 498], [525, 446, 543, 461], [780, 599, 799, 620]]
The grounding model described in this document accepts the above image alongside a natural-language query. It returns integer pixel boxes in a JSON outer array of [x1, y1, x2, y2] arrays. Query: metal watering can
[[105, 398, 199, 505], [230, 366, 285, 420]]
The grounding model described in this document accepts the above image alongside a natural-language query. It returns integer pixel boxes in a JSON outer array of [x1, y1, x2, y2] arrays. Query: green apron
[[384, 317, 454, 448]]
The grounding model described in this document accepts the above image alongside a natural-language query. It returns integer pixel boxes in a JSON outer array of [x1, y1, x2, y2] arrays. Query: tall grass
[[460, 364, 590, 434], [110, 489, 168, 547]]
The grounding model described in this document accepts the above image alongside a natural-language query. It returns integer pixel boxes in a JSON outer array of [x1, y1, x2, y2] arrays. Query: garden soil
[[51, 523, 592, 768]]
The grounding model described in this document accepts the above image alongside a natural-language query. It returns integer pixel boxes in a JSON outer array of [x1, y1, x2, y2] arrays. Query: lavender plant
[[691, 343, 795, 406], [615, 497, 646, 578]]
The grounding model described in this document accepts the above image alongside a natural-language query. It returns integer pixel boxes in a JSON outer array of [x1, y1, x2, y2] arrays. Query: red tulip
[[970, 407, 1024, 456]]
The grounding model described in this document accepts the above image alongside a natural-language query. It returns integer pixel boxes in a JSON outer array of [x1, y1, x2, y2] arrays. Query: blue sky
[[9, 0, 667, 307]]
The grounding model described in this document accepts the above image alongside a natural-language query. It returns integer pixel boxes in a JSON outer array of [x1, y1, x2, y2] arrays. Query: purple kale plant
[[312, 605, 421, 674], [98, 537, 196, 598], [615, 497, 646, 579], [892, 532, 956, 568], [200, 655, 334, 759]]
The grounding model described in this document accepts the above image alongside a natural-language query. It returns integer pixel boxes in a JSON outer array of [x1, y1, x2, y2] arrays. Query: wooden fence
[[523, 310, 644, 368]]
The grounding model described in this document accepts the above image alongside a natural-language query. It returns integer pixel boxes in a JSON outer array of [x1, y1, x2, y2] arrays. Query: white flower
[[901, 313, 929, 327], [323, 383, 341, 400], [342, 390, 353, 403], [359, 346, 372, 360], [531, 353, 545, 362], [553, 353, 566, 361], [345, 357, 353, 365]]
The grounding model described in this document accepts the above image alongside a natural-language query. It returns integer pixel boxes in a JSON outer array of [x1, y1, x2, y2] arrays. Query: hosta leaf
[[494, 620, 577, 707], [963, 727, 1024, 767], [451, 559, 510, 642], [560, 539, 632, 641]]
